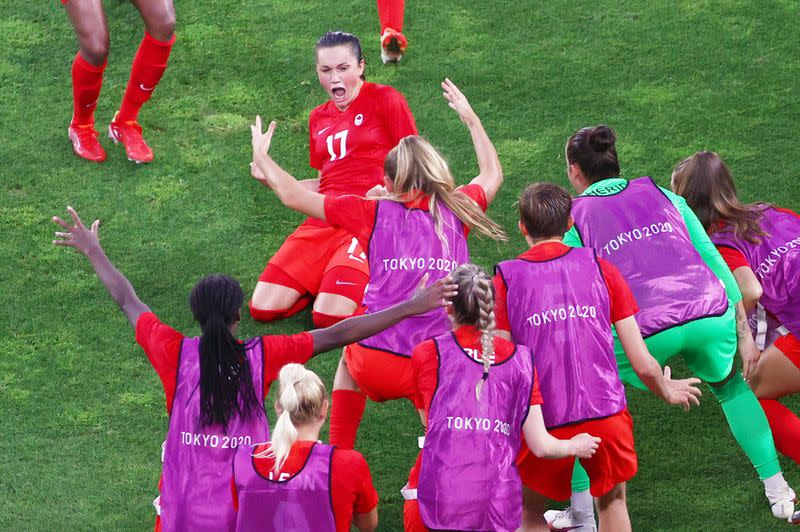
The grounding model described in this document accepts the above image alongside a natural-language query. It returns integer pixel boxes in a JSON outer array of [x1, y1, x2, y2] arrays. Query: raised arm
[[442, 79, 503, 204], [310, 274, 457, 354], [615, 316, 702, 410], [522, 406, 600, 459], [250, 117, 326, 221], [52, 207, 150, 328]]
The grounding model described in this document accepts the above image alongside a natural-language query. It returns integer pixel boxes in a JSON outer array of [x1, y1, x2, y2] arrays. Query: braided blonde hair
[[449, 264, 496, 400], [256, 364, 326, 473]]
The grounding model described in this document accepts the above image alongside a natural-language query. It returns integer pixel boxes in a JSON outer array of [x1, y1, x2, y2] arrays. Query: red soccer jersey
[[323, 184, 489, 253], [232, 441, 378, 532], [493, 242, 639, 332], [134, 312, 314, 413], [309, 82, 417, 198]]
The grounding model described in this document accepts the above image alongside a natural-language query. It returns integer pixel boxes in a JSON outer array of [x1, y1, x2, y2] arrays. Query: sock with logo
[[116, 31, 175, 123], [759, 399, 800, 465], [330, 389, 366, 449], [71, 53, 106, 126], [377, 0, 405, 33]]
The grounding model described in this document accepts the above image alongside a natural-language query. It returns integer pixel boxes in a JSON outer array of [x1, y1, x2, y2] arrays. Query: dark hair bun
[[587, 125, 616, 153]]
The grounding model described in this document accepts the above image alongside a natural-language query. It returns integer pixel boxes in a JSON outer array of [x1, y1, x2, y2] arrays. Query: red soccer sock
[[71, 53, 106, 126], [249, 294, 312, 323], [759, 398, 800, 465], [116, 31, 175, 123], [377, 0, 405, 33], [312, 311, 350, 328], [330, 390, 367, 450]]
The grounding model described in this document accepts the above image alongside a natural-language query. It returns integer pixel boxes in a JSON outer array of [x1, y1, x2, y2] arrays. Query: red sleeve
[[331, 449, 378, 530], [381, 88, 417, 143], [456, 183, 489, 212], [411, 340, 439, 415], [597, 259, 639, 323], [261, 332, 314, 399], [493, 273, 510, 332], [134, 312, 184, 412], [309, 110, 323, 171], [324, 195, 378, 250], [530, 370, 543, 405], [717, 245, 750, 271]]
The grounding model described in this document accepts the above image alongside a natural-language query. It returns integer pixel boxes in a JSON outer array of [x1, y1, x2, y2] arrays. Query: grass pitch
[[1, 0, 799, 529]]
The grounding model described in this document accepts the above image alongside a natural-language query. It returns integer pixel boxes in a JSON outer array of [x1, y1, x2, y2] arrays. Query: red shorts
[[263, 223, 369, 295], [344, 342, 418, 405], [775, 333, 800, 370], [516, 409, 637, 501]]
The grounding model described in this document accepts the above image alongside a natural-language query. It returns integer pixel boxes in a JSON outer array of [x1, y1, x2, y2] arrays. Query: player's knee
[[80, 35, 109, 66], [145, 9, 176, 42], [597, 483, 626, 508], [709, 369, 747, 402], [312, 311, 349, 328]]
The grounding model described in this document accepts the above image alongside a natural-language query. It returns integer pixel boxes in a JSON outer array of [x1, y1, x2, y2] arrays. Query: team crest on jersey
[[354, 113, 364, 126]]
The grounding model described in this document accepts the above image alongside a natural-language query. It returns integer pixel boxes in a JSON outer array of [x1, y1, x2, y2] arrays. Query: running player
[[232, 364, 379, 532], [377, 0, 408, 63], [249, 31, 417, 328], [672, 151, 800, 468], [494, 183, 702, 532], [546, 126, 796, 529], [51, 206, 456, 531], [249, 78, 506, 450], [62, 0, 175, 163], [402, 264, 601, 532]]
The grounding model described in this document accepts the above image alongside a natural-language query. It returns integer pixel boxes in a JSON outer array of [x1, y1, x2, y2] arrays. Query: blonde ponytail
[[257, 364, 326, 474], [448, 264, 497, 400], [383, 136, 507, 247]]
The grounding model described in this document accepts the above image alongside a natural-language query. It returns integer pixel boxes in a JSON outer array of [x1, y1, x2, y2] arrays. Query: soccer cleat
[[380, 28, 408, 64], [544, 507, 597, 531], [68, 123, 106, 162], [108, 112, 154, 163], [765, 484, 796, 520], [791, 509, 800, 524]]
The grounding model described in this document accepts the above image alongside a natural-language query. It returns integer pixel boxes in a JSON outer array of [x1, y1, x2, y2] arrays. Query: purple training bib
[[417, 332, 533, 532], [233, 442, 336, 532], [712, 206, 800, 338], [571, 177, 729, 337], [160, 337, 269, 531], [360, 199, 469, 356], [496, 247, 626, 428]]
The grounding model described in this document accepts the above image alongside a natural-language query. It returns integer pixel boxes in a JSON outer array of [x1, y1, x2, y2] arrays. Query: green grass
[[2, 0, 799, 529]]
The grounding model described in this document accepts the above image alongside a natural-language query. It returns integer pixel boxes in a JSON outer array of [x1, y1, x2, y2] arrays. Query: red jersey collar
[[517, 241, 572, 261]]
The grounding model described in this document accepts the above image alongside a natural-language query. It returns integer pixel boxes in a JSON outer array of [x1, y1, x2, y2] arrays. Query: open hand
[[250, 115, 277, 159], [570, 433, 601, 459], [442, 78, 478, 126], [664, 366, 702, 411], [52, 206, 101, 257], [407, 273, 458, 315]]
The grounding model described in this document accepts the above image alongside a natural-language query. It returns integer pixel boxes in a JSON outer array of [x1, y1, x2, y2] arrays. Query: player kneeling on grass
[[493, 183, 703, 532], [51, 206, 455, 532], [249, 79, 506, 451], [401, 264, 600, 532], [672, 152, 800, 472], [232, 364, 379, 532]]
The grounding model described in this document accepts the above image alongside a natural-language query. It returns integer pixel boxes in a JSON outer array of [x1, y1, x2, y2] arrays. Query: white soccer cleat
[[544, 507, 597, 532], [765, 484, 797, 520], [380, 28, 407, 64]]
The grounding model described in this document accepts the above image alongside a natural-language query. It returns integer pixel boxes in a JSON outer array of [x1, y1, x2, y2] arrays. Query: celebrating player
[[249, 31, 417, 328], [62, 0, 175, 163], [377, 0, 408, 63], [494, 183, 702, 532], [232, 364, 379, 532], [51, 206, 456, 531], [547, 126, 796, 529], [672, 151, 800, 467], [402, 264, 600, 532], [249, 78, 506, 450]]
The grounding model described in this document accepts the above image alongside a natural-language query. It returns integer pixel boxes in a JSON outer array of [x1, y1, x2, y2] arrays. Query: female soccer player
[[249, 31, 417, 328], [249, 78, 505, 450], [546, 126, 796, 529], [672, 151, 800, 467], [51, 206, 455, 531], [62, 0, 175, 163], [377, 0, 408, 63], [232, 364, 379, 532], [402, 264, 600, 532]]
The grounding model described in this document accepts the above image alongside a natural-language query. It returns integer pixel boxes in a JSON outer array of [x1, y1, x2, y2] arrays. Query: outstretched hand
[[442, 78, 478, 126], [569, 433, 601, 459], [663, 366, 703, 412], [52, 206, 102, 257], [250, 116, 277, 187], [407, 273, 458, 315]]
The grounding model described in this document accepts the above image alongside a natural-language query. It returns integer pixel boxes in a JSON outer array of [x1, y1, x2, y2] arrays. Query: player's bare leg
[[750, 345, 800, 399], [595, 483, 631, 532], [519, 486, 549, 532], [313, 292, 358, 327]]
